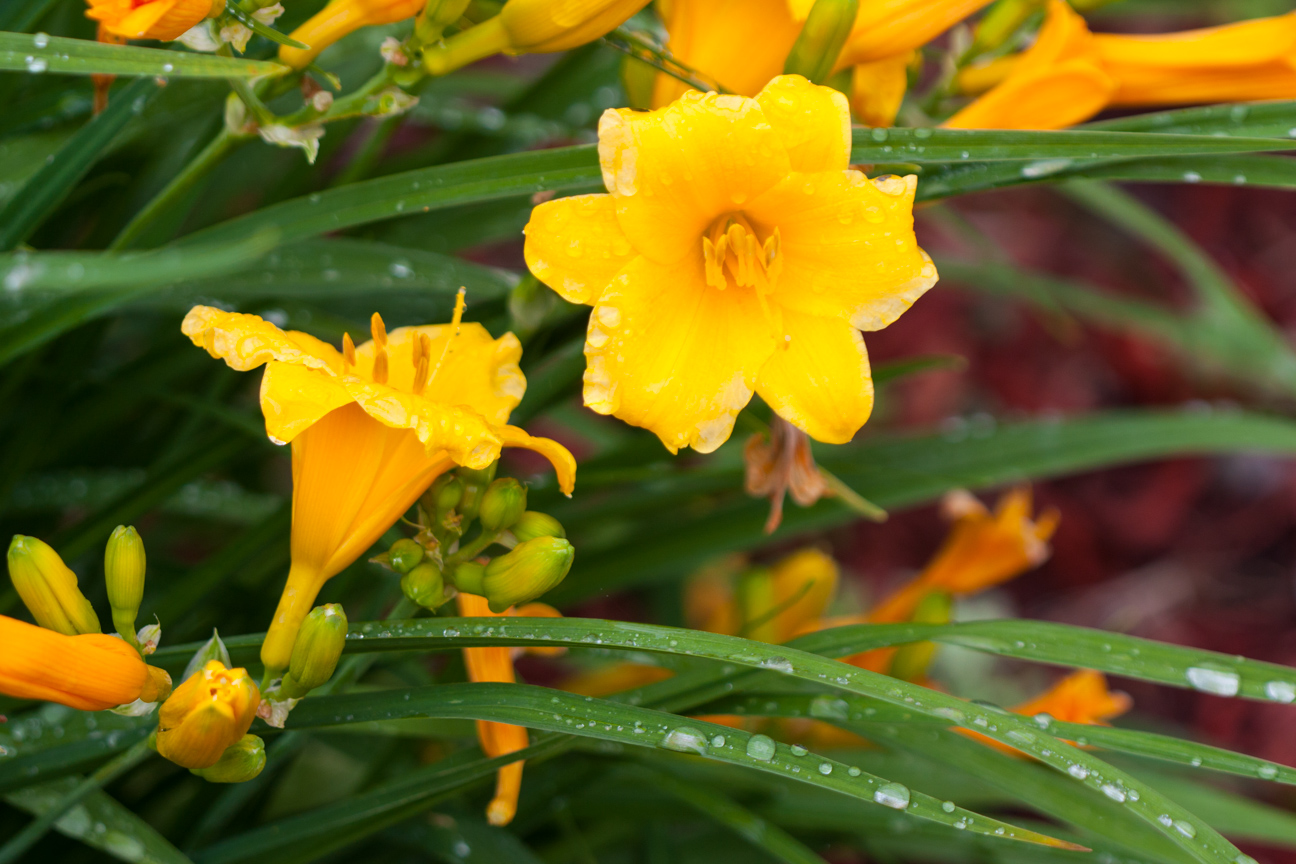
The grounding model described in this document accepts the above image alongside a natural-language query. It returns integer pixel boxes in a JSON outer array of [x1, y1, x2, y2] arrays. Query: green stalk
[[0, 739, 152, 864], [109, 129, 245, 251]]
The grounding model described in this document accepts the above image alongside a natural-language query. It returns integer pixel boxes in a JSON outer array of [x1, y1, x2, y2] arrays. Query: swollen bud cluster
[[393, 462, 574, 613]]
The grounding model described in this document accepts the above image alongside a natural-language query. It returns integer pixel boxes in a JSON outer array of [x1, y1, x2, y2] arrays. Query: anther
[[373, 348, 389, 384], [370, 312, 388, 348], [342, 332, 356, 367]]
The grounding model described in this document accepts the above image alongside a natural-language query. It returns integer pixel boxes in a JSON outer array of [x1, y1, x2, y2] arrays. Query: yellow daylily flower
[[457, 593, 565, 825], [281, 0, 427, 69], [850, 51, 918, 128], [951, 3, 1296, 129], [85, 0, 223, 41], [685, 548, 839, 644], [182, 302, 576, 674], [790, 0, 993, 68], [0, 615, 169, 711], [524, 75, 937, 453], [157, 660, 260, 769]]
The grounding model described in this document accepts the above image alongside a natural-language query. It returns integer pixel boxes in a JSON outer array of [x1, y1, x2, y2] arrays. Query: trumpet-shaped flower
[[524, 76, 936, 452], [457, 593, 566, 825], [0, 615, 165, 711], [951, 3, 1296, 129], [281, 0, 426, 69], [157, 660, 260, 769], [85, 0, 224, 41], [182, 303, 576, 674]]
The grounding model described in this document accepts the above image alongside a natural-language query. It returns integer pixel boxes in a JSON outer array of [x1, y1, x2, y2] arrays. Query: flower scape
[[5, 1, 1296, 862]]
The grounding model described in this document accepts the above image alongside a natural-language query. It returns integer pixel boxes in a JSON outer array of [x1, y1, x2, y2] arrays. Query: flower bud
[[783, 0, 859, 84], [141, 666, 174, 704], [387, 538, 425, 574], [7, 535, 101, 636], [510, 511, 565, 542], [191, 734, 266, 783], [105, 525, 146, 645], [424, 474, 465, 515], [450, 560, 486, 596], [157, 661, 260, 770], [479, 479, 528, 533], [457, 464, 497, 523], [401, 562, 448, 610], [482, 537, 574, 613], [280, 604, 348, 699], [972, 0, 1044, 54]]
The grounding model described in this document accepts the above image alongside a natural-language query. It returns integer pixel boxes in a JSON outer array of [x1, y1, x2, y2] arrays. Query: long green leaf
[[0, 31, 287, 78]]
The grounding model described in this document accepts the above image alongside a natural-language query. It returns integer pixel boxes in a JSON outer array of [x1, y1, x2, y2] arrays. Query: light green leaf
[[0, 31, 287, 78]]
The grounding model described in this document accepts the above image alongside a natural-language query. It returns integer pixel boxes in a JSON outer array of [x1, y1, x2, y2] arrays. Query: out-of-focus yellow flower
[[423, 0, 650, 75], [281, 0, 426, 69], [524, 75, 936, 452], [0, 615, 163, 711], [457, 593, 566, 825], [945, 0, 1113, 130], [801, 0, 993, 67], [182, 302, 576, 675], [7, 535, 101, 637], [687, 548, 839, 644], [157, 660, 260, 769], [951, 3, 1296, 129], [850, 51, 917, 128], [85, 0, 223, 41], [965, 669, 1131, 755]]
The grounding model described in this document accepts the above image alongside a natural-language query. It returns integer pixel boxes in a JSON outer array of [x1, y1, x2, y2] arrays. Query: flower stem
[[0, 739, 152, 864], [109, 128, 245, 251]]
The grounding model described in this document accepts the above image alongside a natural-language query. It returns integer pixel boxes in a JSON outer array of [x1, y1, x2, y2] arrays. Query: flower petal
[[598, 92, 791, 264], [747, 171, 937, 331], [341, 376, 503, 468], [523, 193, 636, 305], [498, 425, 577, 496], [583, 255, 774, 453], [651, 0, 801, 106], [1094, 11, 1296, 69], [755, 75, 851, 173], [840, 0, 994, 65], [943, 61, 1116, 130], [260, 362, 354, 446], [353, 322, 525, 426], [182, 306, 341, 374], [756, 310, 873, 444], [850, 51, 915, 128]]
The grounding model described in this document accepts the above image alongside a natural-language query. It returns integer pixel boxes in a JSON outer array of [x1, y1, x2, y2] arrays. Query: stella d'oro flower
[[0, 615, 169, 711], [156, 660, 260, 769], [182, 299, 576, 676], [85, 0, 225, 41], [524, 75, 936, 453]]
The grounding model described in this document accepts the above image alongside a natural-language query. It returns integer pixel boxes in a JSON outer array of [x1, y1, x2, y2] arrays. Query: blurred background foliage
[[8, 0, 1296, 862]]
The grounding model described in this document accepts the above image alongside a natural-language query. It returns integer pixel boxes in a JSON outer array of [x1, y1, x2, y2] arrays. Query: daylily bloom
[[0, 615, 168, 711], [157, 660, 260, 769], [964, 669, 1131, 755], [650, 0, 990, 125], [182, 302, 576, 675], [524, 75, 936, 453], [457, 593, 565, 825], [85, 0, 225, 41], [686, 547, 839, 644], [281, 0, 426, 69], [950, 2, 1296, 129]]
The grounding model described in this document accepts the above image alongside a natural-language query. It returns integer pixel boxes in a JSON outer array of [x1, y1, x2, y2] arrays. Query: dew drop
[[661, 727, 708, 754], [33, 32, 49, 48], [745, 734, 776, 762], [761, 656, 794, 674], [818, 762, 832, 775], [1173, 820, 1196, 838], [711, 735, 725, 748], [873, 782, 910, 810], [847, 766, 861, 777], [790, 744, 808, 757], [1186, 666, 1240, 696], [1265, 681, 1295, 703], [942, 801, 956, 813], [1259, 764, 1279, 780], [1182, 171, 1203, 183], [870, 127, 888, 142], [1101, 784, 1126, 802], [1067, 764, 1089, 779]]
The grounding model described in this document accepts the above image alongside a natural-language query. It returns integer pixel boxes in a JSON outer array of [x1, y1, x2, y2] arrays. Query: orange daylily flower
[[0, 615, 165, 711], [183, 302, 576, 676], [965, 670, 1131, 755], [85, 0, 224, 41], [457, 593, 565, 826], [157, 660, 260, 769], [281, 0, 426, 69], [952, 2, 1296, 129]]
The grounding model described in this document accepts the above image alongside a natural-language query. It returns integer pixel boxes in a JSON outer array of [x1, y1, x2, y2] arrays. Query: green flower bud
[[888, 590, 951, 684], [401, 562, 448, 610], [511, 511, 565, 542], [281, 604, 348, 698], [105, 525, 146, 644], [783, 0, 860, 84], [7, 535, 100, 636], [482, 536, 574, 613], [456, 463, 497, 522], [387, 538, 425, 575], [424, 474, 464, 515], [479, 478, 528, 533], [972, 0, 1044, 54], [450, 560, 485, 596], [191, 734, 266, 783]]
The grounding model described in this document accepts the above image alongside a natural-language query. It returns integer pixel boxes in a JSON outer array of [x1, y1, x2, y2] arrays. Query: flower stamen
[[371, 313, 389, 384], [701, 216, 786, 343], [342, 332, 356, 368], [426, 288, 467, 391]]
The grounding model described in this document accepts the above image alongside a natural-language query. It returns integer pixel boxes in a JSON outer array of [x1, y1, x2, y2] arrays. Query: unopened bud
[[482, 536, 574, 613], [141, 666, 174, 704], [479, 478, 528, 533], [971, 0, 1044, 54], [511, 511, 565, 542], [783, 0, 860, 84], [280, 604, 347, 698], [191, 734, 266, 783], [157, 661, 259, 769], [7, 535, 101, 636], [388, 538, 425, 574], [402, 562, 448, 610], [424, 474, 465, 515], [450, 560, 485, 596], [105, 525, 146, 644], [457, 463, 497, 522]]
